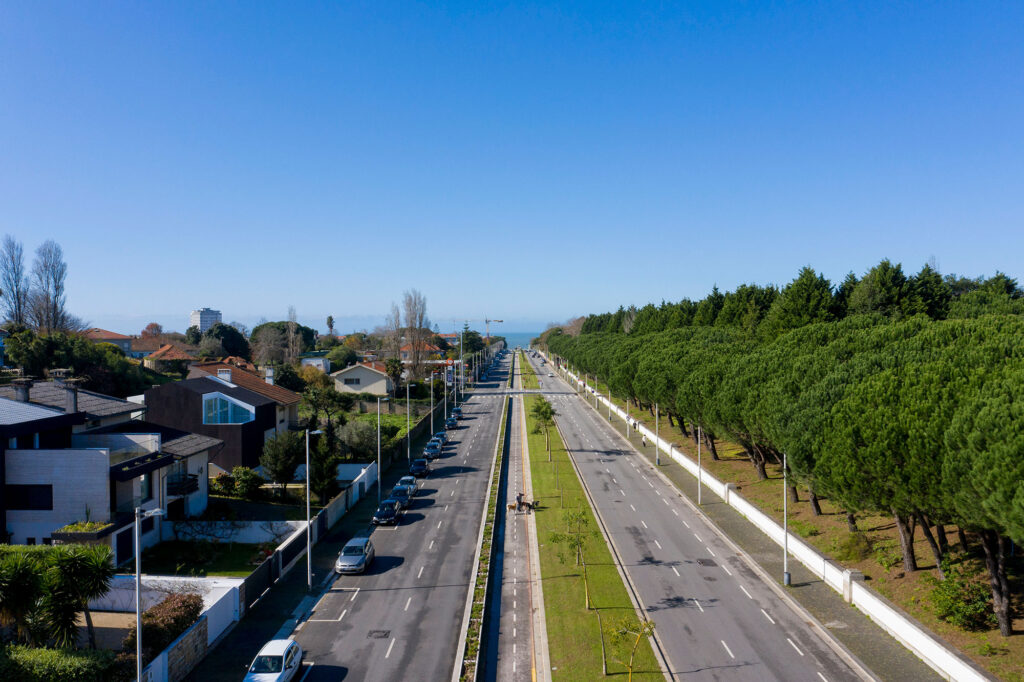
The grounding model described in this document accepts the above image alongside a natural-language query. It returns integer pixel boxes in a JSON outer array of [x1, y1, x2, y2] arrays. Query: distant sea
[[499, 331, 540, 349]]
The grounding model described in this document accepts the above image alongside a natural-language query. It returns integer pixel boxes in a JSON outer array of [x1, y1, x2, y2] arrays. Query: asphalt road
[[291, 354, 509, 681], [524, 353, 866, 682]]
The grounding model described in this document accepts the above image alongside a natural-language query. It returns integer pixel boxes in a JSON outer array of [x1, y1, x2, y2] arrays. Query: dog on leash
[[507, 503, 518, 512]]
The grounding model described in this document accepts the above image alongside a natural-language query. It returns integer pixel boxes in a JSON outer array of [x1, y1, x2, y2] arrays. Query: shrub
[[232, 466, 264, 500], [788, 519, 819, 538], [121, 592, 204, 662], [212, 472, 236, 496], [927, 561, 997, 631], [831, 532, 872, 562], [0, 644, 114, 681]]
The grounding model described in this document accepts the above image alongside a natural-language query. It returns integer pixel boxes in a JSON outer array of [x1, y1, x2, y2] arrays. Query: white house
[[331, 361, 393, 396]]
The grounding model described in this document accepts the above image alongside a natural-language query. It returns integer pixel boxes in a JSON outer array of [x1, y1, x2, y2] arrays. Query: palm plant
[[50, 545, 116, 649], [0, 552, 45, 644]]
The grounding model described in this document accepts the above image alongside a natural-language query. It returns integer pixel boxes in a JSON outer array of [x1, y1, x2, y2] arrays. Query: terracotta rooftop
[[82, 328, 131, 341], [131, 337, 165, 352], [148, 344, 197, 361], [189, 362, 301, 406], [400, 342, 441, 352]]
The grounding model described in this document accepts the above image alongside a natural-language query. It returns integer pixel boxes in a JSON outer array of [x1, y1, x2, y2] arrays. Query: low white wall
[[91, 574, 242, 619], [554, 359, 988, 682], [169, 519, 303, 545]]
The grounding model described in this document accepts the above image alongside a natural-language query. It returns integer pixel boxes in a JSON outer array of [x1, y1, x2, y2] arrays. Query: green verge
[[519, 351, 540, 389], [524, 394, 661, 681]]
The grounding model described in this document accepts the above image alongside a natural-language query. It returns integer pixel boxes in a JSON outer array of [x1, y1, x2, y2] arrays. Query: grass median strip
[[519, 351, 540, 389], [524, 394, 661, 681]]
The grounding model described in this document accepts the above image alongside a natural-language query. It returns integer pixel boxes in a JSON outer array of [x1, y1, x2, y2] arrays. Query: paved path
[[527, 353, 867, 682]]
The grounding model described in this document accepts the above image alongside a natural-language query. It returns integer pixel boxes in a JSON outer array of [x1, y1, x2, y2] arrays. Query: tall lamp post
[[783, 451, 791, 586], [697, 425, 702, 505], [305, 428, 323, 591], [377, 397, 389, 505], [429, 371, 438, 433], [406, 383, 416, 464], [655, 403, 660, 466], [135, 506, 164, 682]]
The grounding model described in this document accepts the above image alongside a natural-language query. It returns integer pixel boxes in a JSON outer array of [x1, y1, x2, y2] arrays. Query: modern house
[[0, 378, 218, 565], [189, 308, 222, 333], [143, 373, 286, 473], [188, 361, 300, 436], [331, 361, 393, 396], [81, 328, 133, 354], [299, 351, 330, 373]]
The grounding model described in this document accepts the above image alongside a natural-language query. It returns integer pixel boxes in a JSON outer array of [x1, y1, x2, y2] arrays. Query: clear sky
[[2, 2, 1022, 335]]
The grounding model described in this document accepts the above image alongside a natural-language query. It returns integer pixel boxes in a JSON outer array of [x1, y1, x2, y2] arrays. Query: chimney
[[265, 366, 275, 386], [12, 378, 33, 403], [217, 368, 232, 383], [63, 378, 81, 414]]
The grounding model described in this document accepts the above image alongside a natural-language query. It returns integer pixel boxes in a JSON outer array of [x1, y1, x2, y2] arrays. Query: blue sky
[[2, 2, 1022, 335]]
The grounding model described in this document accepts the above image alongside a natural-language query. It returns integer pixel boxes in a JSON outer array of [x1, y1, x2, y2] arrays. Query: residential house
[[299, 351, 330, 373], [0, 328, 8, 366], [144, 344, 197, 373], [188, 361, 300, 438], [399, 342, 443, 362], [0, 378, 218, 565], [129, 337, 164, 359], [81, 328, 133, 354], [331, 361, 393, 396], [145, 368, 298, 473]]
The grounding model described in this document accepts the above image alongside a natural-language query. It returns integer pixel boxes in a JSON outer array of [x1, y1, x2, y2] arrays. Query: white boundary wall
[[552, 357, 989, 682]]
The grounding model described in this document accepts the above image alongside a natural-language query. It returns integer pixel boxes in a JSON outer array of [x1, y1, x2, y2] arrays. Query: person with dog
[[516, 491, 524, 511]]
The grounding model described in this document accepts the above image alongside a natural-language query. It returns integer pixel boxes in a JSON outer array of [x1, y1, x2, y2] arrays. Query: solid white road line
[[788, 638, 804, 656], [350, 588, 360, 602], [761, 609, 775, 624], [721, 640, 735, 659]]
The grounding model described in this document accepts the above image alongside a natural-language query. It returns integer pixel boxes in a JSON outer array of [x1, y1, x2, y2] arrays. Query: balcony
[[167, 473, 200, 496]]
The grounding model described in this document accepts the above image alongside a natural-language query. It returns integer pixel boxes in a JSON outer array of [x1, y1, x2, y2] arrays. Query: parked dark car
[[372, 500, 400, 525], [424, 443, 442, 460], [434, 431, 448, 445], [452, 406, 463, 420], [445, 417, 458, 430], [390, 485, 414, 509], [410, 458, 430, 477]]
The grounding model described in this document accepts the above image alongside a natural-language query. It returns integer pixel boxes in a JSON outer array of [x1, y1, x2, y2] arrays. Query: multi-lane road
[[292, 352, 510, 680], [522, 352, 868, 682]]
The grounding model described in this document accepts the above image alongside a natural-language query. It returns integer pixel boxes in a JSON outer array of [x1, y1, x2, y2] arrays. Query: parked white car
[[244, 639, 303, 681]]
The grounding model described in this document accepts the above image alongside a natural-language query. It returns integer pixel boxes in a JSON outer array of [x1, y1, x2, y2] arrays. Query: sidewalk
[[575, 383, 940, 682]]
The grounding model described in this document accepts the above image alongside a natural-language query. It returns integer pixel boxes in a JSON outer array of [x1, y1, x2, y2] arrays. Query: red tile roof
[[400, 342, 441, 352], [148, 344, 197, 361], [83, 328, 131, 341], [190, 362, 301, 406]]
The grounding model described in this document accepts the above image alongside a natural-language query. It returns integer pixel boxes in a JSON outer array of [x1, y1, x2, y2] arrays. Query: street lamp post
[[655, 403, 660, 466], [305, 429, 323, 591], [783, 451, 791, 586], [406, 383, 416, 464], [429, 371, 437, 433], [135, 506, 164, 682], [377, 397, 389, 505], [697, 425, 702, 505]]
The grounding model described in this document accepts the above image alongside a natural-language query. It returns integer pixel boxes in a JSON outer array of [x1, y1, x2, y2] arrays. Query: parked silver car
[[335, 537, 375, 574], [244, 639, 303, 681]]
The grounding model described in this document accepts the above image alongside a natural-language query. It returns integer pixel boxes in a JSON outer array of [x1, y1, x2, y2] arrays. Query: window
[[6, 484, 53, 511], [26, 537, 35, 545], [140, 473, 153, 502], [344, 378, 360, 386], [202, 394, 254, 425]]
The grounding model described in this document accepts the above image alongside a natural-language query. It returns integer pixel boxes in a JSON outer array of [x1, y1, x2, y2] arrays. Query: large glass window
[[202, 395, 254, 425]]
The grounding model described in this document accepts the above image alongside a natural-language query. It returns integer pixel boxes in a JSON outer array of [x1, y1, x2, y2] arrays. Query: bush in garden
[[212, 472, 236, 496], [121, 592, 204, 663], [231, 466, 264, 499]]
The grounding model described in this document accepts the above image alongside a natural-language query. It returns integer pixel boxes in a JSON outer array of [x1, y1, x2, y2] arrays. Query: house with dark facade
[[0, 378, 219, 564], [143, 375, 281, 473]]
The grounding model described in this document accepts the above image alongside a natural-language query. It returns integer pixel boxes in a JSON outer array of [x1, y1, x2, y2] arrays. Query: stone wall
[[168, 616, 208, 682]]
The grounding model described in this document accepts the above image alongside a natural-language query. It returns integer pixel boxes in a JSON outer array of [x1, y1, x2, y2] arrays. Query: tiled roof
[[0, 397, 65, 425], [131, 337, 165, 352], [0, 381, 144, 419], [400, 342, 441, 352], [168, 377, 278, 407], [189, 363, 300, 406], [82, 328, 131, 341], [92, 420, 222, 458], [148, 344, 197, 361]]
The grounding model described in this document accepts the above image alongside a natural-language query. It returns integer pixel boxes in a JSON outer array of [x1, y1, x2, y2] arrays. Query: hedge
[[0, 645, 114, 682]]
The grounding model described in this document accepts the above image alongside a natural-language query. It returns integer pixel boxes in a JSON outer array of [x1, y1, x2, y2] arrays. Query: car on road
[[424, 442, 442, 459], [410, 458, 430, 477], [446, 417, 458, 430], [335, 537, 375, 574], [398, 475, 418, 493], [548, 372, 554, 377], [452, 406, 463, 419], [372, 500, 400, 525], [427, 437, 444, 450], [434, 431, 448, 444], [390, 485, 414, 509], [244, 639, 303, 682]]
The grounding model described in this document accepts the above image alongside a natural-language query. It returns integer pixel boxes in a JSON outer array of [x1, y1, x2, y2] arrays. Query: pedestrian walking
[[516, 491, 524, 511], [641, 434, 647, 447]]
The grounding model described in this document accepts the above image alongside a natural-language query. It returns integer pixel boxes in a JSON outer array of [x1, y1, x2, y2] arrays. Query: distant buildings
[[189, 307, 222, 333], [331, 361, 393, 396], [81, 328, 133, 354]]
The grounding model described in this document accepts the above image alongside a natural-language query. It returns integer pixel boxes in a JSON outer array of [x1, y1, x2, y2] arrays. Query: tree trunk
[[980, 530, 1012, 637], [705, 431, 720, 460], [893, 510, 918, 572], [916, 513, 945, 578], [678, 418, 689, 437], [746, 445, 768, 480], [935, 524, 949, 557], [808, 490, 822, 516], [667, 412, 675, 427], [957, 526, 970, 553], [84, 606, 97, 649], [846, 512, 858, 533]]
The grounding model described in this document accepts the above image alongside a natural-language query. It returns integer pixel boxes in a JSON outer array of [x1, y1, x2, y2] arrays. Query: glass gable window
[[202, 395, 254, 425]]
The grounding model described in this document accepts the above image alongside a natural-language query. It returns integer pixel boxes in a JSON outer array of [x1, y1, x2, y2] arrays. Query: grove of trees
[[542, 260, 1024, 636]]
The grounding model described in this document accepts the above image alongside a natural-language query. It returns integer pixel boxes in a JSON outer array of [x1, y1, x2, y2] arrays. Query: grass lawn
[[569, 369, 1024, 682], [206, 494, 322, 521], [524, 394, 661, 682], [139, 540, 269, 577], [518, 352, 540, 389]]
